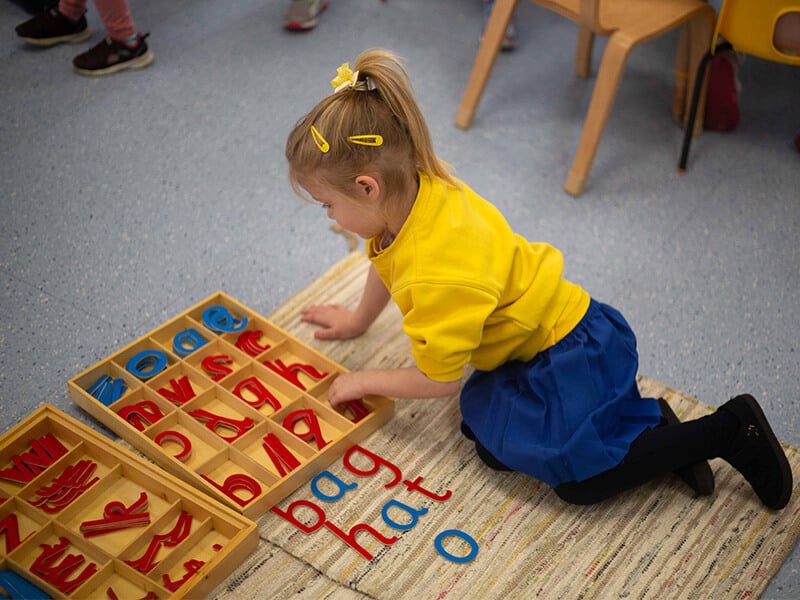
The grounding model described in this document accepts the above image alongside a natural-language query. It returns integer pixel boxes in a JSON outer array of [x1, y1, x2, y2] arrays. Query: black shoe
[[462, 421, 512, 471], [15, 7, 91, 46], [475, 440, 512, 471], [9, 0, 54, 15], [658, 398, 716, 496], [72, 34, 154, 77], [460, 420, 476, 441], [719, 394, 793, 510]]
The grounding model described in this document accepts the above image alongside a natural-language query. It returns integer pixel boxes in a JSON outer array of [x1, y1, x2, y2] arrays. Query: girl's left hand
[[301, 304, 367, 340]]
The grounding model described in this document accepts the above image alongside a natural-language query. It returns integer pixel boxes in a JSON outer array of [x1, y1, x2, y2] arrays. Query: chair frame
[[455, 0, 716, 196], [678, 1, 800, 172]]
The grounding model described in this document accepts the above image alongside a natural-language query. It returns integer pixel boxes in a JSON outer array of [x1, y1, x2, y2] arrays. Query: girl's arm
[[303, 265, 462, 406], [301, 264, 391, 339], [327, 366, 461, 409]]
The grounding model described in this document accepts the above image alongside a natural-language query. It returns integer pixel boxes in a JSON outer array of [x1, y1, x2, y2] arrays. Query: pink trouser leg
[[57, 0, 88, 20], [59, 0, 137, 41]]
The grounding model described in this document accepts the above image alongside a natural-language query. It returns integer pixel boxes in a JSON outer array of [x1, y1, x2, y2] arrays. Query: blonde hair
[[286, 48, 456, 205]]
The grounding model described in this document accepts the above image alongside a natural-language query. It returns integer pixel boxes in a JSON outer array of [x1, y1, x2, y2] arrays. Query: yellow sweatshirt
[[367, 172, 590, 382]]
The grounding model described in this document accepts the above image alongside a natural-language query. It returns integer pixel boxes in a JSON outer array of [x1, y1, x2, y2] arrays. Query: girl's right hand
[[300, 304, 367, 340]]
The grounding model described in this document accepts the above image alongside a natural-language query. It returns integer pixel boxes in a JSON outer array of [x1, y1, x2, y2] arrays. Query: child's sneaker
[[284, 0, 329, 31], [15, 7, 91, 46], [72, 34, 154, 76]]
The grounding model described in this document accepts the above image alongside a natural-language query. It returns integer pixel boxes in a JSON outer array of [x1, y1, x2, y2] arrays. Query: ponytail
[[286, 48, 457, 204]]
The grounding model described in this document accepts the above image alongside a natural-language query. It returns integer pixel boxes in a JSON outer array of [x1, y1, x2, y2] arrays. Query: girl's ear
[[355, 175, 381, 202]]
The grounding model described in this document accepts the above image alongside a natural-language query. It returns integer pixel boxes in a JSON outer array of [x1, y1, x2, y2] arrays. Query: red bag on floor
[[704, 54, 740, 131]]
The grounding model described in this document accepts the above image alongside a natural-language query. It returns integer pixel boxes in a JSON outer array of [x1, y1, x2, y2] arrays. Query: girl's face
[[301, 176, 386, 240]]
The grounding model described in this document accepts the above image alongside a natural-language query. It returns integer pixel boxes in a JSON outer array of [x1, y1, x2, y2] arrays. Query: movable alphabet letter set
[[67, 292, 394, 518]]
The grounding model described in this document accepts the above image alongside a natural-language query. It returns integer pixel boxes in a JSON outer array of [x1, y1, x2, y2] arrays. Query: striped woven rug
[[212, 251, 800, 600]]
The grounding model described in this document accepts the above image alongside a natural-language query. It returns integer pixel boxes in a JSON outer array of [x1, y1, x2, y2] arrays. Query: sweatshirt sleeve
[[398, 281, 499, 382]]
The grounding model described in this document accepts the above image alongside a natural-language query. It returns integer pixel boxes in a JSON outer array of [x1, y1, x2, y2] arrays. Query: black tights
[[474, 409, 739, 505]]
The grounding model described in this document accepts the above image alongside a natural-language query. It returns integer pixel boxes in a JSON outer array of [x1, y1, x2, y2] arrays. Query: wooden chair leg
[[575, 26, 594, 79], [455, 0, 520, 129], [564, 35, 632, 196]]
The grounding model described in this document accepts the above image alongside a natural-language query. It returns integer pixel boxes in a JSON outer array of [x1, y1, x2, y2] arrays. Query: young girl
[[285, 49, 793, 510]]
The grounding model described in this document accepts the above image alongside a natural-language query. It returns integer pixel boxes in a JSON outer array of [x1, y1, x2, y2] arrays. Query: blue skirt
[[460, 300, 662, 487]]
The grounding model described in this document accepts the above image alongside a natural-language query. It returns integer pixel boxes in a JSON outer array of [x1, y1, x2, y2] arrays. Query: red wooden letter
[[30, 537, 98, 594], [200, 473, 261, 507], [322, 521, 398, 561], [201, 355, 233, 381], [163, 558, 206, 592], [118, 401, 165, 431], [154, 430, 193, 462], [235, 330, 271, 356], [233, 377, 282, 411], [270, 499, 326, 534], [262, 433, 301, 477], [263, 358, 328, 391], [283, 409, 329, 450], [343, 445, 403, 488], [188, 409, 253, 442], [79, 492, 150, 537], [403, 476, 452, 502], [0, 513, 30, 553], [342, 399, 370, 423], [156, 376, 196, 406], [29, 460, 99, 513], [0, 434, 68, 484], [125, 511, 193, 573]]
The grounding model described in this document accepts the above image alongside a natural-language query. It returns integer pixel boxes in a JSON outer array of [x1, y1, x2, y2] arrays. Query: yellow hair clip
[[310, 125, 330, 153], [347, 135, 384, 147], [330, 62, 360, 92]]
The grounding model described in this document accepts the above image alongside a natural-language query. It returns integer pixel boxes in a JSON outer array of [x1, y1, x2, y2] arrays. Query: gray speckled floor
[[1, 0, 798, 596]]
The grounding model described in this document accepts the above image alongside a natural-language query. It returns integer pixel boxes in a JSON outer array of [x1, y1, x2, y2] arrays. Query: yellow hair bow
[[330, 62, 360, 92]]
